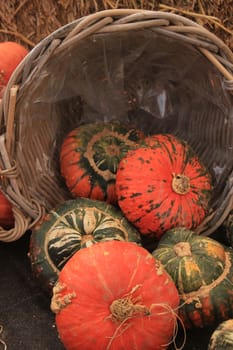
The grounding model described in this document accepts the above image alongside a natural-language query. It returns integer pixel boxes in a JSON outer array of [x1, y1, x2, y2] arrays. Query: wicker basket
[[0, 9, 233, 242]]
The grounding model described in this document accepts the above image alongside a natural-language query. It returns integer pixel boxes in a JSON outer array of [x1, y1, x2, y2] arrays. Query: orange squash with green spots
[[116, 133, 212, 237], [60, 122, 144, 205], [152, 227, 233, 328]]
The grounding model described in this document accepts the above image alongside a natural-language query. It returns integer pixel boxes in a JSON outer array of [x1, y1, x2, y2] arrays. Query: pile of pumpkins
[[27, 120, 233, 350], [1, 39, 233, 350]]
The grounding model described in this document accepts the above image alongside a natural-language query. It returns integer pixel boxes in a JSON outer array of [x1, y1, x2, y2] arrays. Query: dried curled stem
[[106, 284, 185, 350], [0, 325, 7, 350]]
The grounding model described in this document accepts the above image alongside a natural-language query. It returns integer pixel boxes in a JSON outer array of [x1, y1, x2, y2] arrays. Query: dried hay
[[0, 0, 232, 50]]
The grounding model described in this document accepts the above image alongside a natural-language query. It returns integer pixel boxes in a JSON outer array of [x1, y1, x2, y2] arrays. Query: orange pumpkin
[[116, 133, 213, 238], [0, 41, 28, 98], [0, 190, 14, 229], [51, 240, 180, 350]]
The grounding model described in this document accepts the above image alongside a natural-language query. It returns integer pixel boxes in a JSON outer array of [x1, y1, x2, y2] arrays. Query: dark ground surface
[[0, 232, 65, 350], [0, 231, 218, 350]]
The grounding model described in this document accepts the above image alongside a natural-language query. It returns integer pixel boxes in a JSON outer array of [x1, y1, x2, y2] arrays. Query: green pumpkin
[[208, 319, 233, 349], [152, 227, 233, 328], [29, 198, 141, 292]]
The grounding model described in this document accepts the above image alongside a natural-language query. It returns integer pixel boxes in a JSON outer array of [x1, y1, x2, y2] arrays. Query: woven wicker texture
[[0, 9, 233, 242]]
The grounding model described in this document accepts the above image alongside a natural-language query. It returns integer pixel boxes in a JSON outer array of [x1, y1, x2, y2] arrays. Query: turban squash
[[152, 227, 233, 328], [116, 133, 212, 238], [60, 121, 144, 205], [29, 198, 141, 291], [51, 240, 180, 350]]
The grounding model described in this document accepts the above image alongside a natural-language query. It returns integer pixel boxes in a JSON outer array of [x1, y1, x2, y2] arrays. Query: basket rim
[[2, 8, 233, 115], [0, 8, 233, 242]]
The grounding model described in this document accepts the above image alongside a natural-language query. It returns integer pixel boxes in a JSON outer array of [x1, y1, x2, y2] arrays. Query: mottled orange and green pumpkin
[[116, 133, 212, 237], [152, 227, 233, 329], [60, 121, 144, 205]]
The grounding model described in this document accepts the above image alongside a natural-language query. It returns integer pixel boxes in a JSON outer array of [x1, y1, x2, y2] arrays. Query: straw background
[[0, 1, 232, 50]]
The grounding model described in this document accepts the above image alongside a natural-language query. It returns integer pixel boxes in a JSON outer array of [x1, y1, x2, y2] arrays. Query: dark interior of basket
[[15, 29, 233, 212]]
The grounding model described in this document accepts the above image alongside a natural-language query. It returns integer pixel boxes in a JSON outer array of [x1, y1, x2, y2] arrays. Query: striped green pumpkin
[[29, 198, 141, 292], [152, 227, 233, 328]]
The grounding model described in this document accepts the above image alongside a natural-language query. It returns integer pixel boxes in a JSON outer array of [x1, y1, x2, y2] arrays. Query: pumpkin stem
[[84, 128, 137, 181], [81, 234, 94, 246], [172, 173, 190, 195], [110, 297, 149, 322], [110, 285, 150, 322], [173, 242, 192, 257]]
